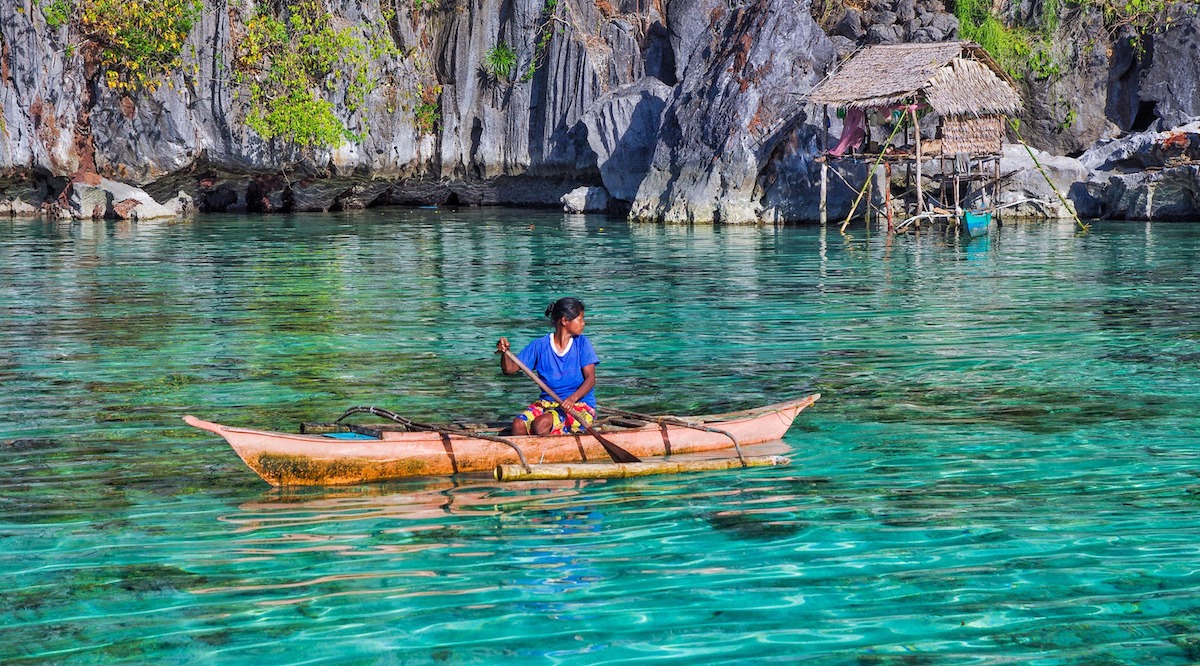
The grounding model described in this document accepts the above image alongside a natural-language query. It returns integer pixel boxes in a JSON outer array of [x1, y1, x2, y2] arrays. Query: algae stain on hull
[[255, 453, 367, 485], [253, 453, 430, 486]]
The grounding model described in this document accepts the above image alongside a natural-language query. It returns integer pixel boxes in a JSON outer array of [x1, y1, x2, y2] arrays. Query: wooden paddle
[[500, 349, 640, 463]]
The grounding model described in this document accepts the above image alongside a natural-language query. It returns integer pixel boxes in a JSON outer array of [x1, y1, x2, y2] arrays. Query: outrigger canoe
[[184, 394, 819, 486]]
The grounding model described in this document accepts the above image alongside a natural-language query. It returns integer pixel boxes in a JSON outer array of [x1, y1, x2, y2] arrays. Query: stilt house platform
[[804, 41, 1023, 232]]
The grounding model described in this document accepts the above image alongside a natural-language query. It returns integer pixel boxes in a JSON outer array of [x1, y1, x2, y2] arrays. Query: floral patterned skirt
[[515, 399, 596, 435]]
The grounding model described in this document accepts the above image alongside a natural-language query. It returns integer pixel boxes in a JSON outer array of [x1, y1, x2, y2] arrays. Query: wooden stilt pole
[[993, 156, 1001, 221], [820, 106, 829, 226], [864, 167, 872, 229], [885, 162, 894, 233], [912, 107, 924, 215], [822, 106, 830, 154], [954, 172, 961, 215], [840, 119, 905, 233], [905, 162, 912, 216], [940, 156, 947, 209], [820, 162, 828, 226], [864, 118, 873, 231]]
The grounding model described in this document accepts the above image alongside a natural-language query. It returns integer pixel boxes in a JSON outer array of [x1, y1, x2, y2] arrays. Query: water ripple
[[4, 216, 1200, 663]]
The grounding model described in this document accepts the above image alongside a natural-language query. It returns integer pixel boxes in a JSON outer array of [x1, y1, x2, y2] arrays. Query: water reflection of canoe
[[229, 478, 591, 529], [183, 394, 819, 487]]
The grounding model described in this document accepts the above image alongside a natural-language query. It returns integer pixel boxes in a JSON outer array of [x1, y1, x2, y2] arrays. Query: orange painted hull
[[184, 394, 819, 486]]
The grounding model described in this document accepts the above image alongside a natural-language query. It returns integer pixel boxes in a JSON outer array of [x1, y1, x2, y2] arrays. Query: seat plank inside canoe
[[300, 422, 390, 438]]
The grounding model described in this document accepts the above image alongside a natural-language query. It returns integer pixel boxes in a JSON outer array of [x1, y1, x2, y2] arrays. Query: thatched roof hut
[[806, 41, 1022, 155], [806, 41, 1021, 115]]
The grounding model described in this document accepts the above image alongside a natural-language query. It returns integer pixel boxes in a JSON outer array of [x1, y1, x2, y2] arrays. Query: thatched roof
[[805, 41, 1022, 117]]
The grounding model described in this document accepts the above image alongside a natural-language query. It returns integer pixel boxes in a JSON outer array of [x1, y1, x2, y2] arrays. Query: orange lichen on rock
[[1160, 132, 1190, 151]]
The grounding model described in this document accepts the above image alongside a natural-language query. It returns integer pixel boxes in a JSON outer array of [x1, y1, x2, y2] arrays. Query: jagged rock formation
[[1016, 12, 1123, 157], [1, 0, 1200, 222], [582, 77, 672, 202], [1140, 17, 1200, 129], [997, 144, 1086, 219], [68, 175, 187, 220], [561, 185, 611, 212], [630, 0, 836, 223], [1072, 119, 1200, 219], [820, 0, 959, 47]]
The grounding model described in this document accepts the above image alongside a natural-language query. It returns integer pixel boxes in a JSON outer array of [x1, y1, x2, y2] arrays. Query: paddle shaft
[[501, 349, 640, 463]]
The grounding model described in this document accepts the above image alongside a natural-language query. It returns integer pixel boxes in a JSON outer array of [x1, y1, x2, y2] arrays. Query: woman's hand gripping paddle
[[500, 349, 640, 463]]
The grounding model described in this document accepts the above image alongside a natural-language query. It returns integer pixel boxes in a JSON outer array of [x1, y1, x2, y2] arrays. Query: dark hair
[[545, 297, 585, 324]]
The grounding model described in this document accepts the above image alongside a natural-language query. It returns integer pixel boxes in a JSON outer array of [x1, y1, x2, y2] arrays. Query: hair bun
[[544, 297, 585, 324]]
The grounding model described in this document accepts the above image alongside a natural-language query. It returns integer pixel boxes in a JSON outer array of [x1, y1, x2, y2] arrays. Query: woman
[[496, 297, 598, 435]]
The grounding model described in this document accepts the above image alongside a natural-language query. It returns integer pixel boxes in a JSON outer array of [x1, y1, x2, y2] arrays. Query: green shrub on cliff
[[413, 83, 441, 135], [77, 0, 202, 92], [41, 0, 71, 29], [956, 0, 1188, 81], [955, 0, 1035, 78], [483, 42, 518, 81], [1088, 0, 1184, 46], [480, 0, 562, 84], [955, 0, 1187, 132], [234, 0, 391, 149]]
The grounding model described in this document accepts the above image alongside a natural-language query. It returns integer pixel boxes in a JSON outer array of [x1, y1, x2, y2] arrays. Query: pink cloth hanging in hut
[[828, 107, 867, 157]]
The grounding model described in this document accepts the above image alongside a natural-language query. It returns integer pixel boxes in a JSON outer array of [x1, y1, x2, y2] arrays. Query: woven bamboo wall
[[941, 115, 1004, 155]]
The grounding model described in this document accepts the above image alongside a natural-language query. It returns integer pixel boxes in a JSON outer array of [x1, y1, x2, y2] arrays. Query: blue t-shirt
[[517, 334, 600, 407]]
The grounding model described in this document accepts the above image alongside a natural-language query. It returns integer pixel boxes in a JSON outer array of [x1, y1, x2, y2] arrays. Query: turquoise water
[[3, 211, 1200, 664]]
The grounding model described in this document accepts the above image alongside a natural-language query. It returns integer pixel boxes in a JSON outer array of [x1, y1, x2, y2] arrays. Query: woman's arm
[[562, 363, 595, 409], [497, 338, 519, 375]]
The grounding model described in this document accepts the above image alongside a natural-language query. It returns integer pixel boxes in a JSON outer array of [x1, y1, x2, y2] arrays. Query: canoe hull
[[962, 209, 992, 237], [184, 394, 819, 486]]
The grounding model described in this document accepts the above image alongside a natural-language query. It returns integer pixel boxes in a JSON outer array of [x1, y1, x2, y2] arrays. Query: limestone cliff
[[0, 0, 663, 213], [1, 0, 1199, 221], [629, 0, 835, 223]]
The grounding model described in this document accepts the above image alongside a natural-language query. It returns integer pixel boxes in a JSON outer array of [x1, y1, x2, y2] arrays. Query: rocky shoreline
[[1, 0, 1198, 223]]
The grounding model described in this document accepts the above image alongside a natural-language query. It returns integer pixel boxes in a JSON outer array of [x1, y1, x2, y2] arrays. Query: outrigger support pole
[[337, 405, 532, 473]]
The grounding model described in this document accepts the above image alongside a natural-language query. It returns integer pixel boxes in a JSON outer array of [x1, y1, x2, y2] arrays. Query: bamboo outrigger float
[[183, 394, 819, 486], [493, 455, 791, 481]]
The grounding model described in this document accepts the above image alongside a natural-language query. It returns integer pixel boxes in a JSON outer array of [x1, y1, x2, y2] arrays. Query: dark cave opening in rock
[[1131, 101, 1158, 133]]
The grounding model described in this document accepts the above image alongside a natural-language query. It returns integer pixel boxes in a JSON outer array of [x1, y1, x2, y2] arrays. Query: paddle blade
[[598, 436, 640, 463]]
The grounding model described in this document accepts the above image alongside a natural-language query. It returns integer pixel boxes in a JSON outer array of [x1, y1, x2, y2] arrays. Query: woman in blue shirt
[[496, 297, 599, 435]]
